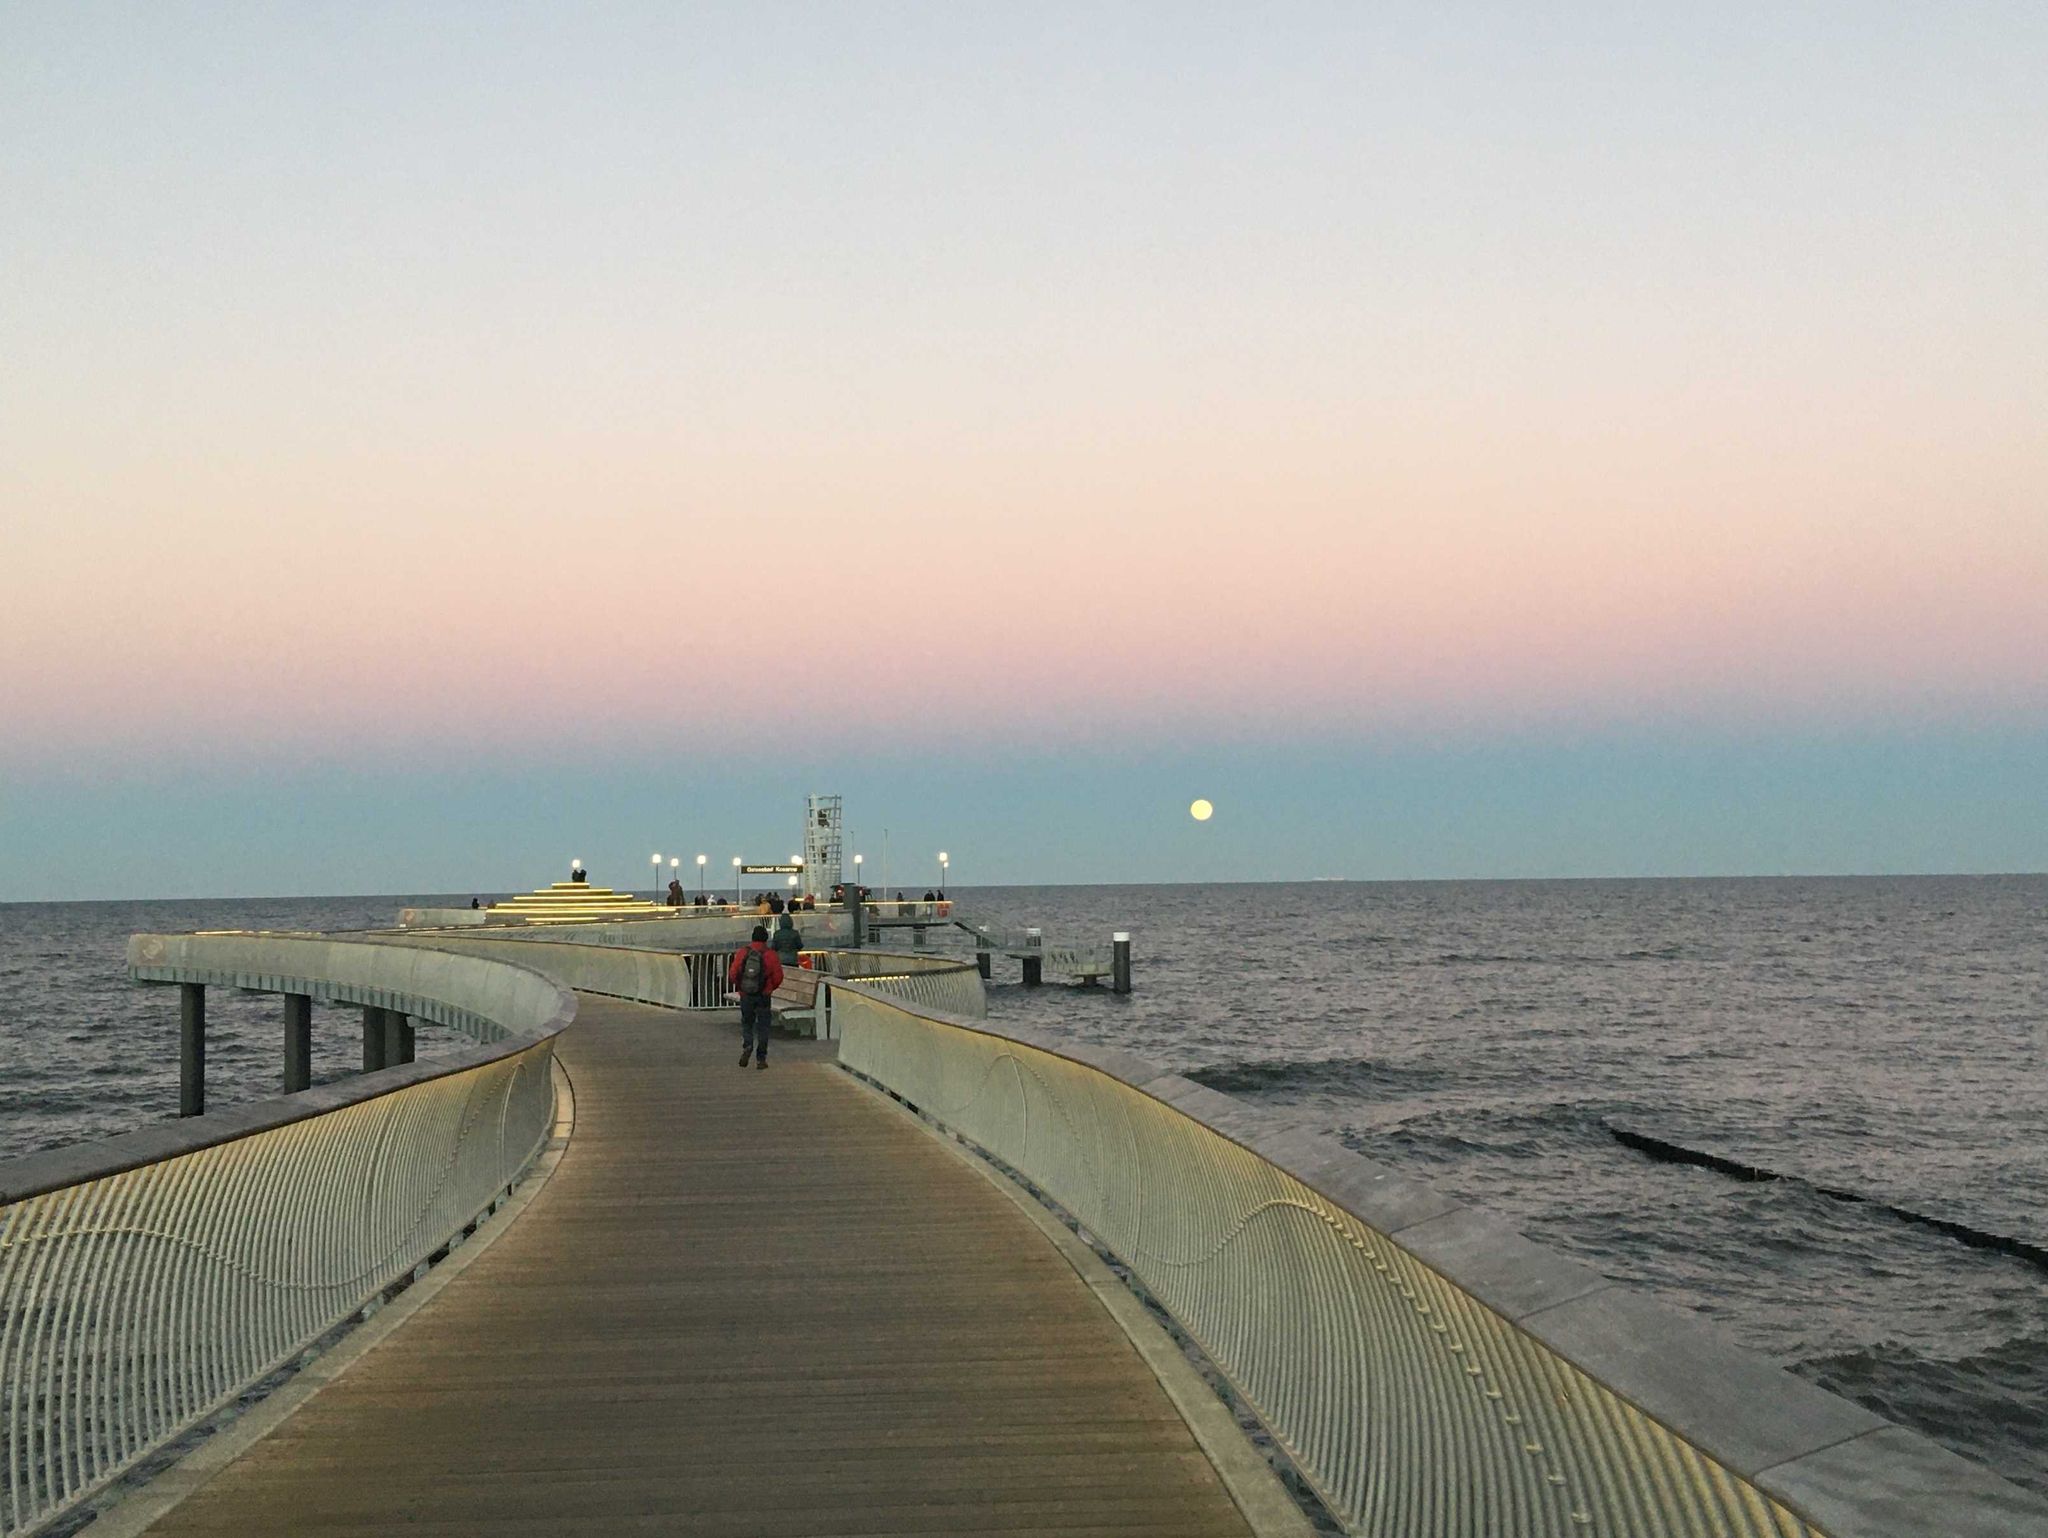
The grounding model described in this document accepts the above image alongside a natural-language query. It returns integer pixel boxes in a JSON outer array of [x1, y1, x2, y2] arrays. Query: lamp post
[[669, 856, 680, 901], [852, 853, 863, 900], [696, 854, 707, 898], [732, 856, 742, 904], [651, 852, 662, 898], [792, 856, 805, 899], [938, 850, 949, 893], [571, 858, 584, 884]]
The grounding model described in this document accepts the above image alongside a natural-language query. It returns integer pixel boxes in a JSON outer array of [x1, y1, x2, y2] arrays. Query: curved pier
[[3, 928, 2046, 1537], [126, 995, 1260, 1537]]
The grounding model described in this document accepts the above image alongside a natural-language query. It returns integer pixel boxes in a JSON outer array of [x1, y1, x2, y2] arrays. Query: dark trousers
[[740, 993, 772, 1060]]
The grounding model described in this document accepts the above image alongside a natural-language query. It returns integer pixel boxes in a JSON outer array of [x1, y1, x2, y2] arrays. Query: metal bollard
[[1112, 932, 1132, 994], [179, 982, 206, 1116]]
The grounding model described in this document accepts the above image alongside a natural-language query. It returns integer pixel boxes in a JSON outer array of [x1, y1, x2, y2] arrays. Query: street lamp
[[938, 850, 949, 893], [695, 853, 707, 898], [852, 853, 863, 900], [792, 856, 805, 899], [651, 852, 662, 897], [571, 858, 584, 884], [668, 855, 679, 903], [732, 856, 742, 903]]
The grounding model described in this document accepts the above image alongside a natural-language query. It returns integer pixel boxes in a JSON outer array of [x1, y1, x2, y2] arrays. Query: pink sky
[[5, 5, 2045, 772]]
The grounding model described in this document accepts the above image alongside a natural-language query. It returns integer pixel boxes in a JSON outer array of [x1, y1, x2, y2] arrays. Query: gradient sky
[[4, 4, 2045, 900]]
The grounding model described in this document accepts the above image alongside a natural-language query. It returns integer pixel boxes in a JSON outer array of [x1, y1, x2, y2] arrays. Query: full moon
[[1189, 799, 1214, 822]]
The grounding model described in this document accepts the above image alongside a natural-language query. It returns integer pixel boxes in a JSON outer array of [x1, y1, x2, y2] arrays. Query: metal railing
[[829, 982, 2044, 1538], [0, 935, 572, 1538], [808, 951, 987, 1022], [372, 932, 987, 1019], [963, 923, 1113, 977]]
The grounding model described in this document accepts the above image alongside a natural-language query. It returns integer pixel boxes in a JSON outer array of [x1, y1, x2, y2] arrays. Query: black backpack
[[737, 946, 766, 996]]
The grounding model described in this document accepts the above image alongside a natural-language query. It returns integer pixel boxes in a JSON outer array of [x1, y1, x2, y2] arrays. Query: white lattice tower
[[803, 793, 843, 894]]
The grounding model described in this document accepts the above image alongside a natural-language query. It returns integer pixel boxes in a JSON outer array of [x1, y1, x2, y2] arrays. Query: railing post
[[1021, 927, 1043, 987], [179, 982, 206, 1116], [362, 1006, 388, 1071], [283, 992, 312, 1092], [1112, 933, 1132, 994], [817, 979, 833, 1040]]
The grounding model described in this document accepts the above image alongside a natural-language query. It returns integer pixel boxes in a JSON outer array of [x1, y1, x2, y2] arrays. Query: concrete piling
[[283, 992, 312, 1092], [385, 1010, 414, 1066], [363, 1006, 388, 1071], [1112, 933, 1132, 994], [179, 982, 206, 1117]]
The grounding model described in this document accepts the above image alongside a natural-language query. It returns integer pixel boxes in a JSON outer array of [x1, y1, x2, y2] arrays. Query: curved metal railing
[[807, 950, 986, 1020], [0, 934, 572, 1538], [367, 931, 988, 1019], [828, 982, 2045, 1538]]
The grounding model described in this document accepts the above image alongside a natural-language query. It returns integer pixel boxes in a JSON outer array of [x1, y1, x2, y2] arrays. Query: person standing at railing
[[771, 910, 803, 968], [728, 925, 784, 1069]]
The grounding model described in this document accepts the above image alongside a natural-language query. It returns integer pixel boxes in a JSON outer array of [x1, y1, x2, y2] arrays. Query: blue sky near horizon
[[4, 726, 2043, 902], [4, 5, 2045, 901]]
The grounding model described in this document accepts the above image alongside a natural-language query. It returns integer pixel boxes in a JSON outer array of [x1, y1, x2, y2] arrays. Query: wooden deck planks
[[144, 996, 1254, 1537]]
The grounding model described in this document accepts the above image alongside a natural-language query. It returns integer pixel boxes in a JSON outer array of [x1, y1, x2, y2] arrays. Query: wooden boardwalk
[[142, 997, 1257, 1537]]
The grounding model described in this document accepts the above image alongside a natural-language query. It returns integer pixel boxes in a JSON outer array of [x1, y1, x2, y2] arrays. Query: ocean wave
[[1189, 1055, 1458, 1098], [1797, 1336, 2048, 1496]]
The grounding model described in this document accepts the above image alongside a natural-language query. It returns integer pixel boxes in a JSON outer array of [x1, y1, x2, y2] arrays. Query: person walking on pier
[[728, 925, 784, 1069]]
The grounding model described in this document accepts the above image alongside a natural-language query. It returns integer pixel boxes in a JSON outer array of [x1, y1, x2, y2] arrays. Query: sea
[[2, 877, 2043, 1493]]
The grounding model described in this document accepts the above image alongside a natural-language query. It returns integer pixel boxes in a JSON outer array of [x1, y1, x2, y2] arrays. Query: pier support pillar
[[283, 992, 312, 1092], [362, 1006, 388, 1072], [385, 1010, 414, 1066], [179, 983, 206, 1117], [976, 946, 991, 980], [1022, 929, 1043, 988], [912, 924, 927, 950], [1112, 933, 1132, 995]]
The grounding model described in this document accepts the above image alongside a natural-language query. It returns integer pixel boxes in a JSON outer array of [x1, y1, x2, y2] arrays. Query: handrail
[[0, 934, 573, 1537], [355, 931, 986, 1018], [825, 979, 2048, 1538]]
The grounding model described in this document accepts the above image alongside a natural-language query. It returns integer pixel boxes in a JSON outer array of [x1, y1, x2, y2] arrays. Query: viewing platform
[[1, 926, 2043, 1538]]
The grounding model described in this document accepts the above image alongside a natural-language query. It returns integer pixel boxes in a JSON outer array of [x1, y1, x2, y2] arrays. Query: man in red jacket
[[728, 925, 785, 1069]]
